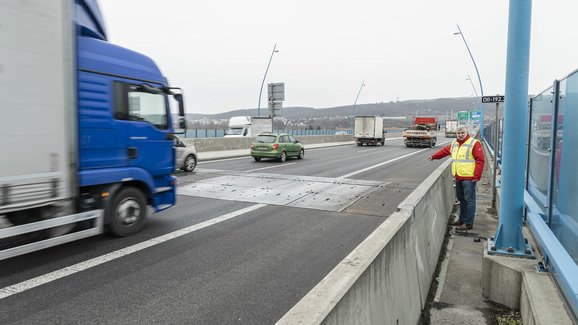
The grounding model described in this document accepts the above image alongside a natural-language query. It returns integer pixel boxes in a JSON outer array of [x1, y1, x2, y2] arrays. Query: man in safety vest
[[428, 125, 485, 230]]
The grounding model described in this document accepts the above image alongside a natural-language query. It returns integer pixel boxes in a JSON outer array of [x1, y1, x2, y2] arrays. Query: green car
[[250, 133, 305, 162]]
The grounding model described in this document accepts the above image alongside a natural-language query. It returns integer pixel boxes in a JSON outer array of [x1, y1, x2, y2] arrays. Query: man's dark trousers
[[456, 180, 476, 225]]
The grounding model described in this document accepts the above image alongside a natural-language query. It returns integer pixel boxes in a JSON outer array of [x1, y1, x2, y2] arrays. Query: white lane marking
[[198, 156, 247, 164], [0, 203, 267, 300], [247, 162, 296, 172], [338, 149, 429, 179], [356, 148, 378, 153]]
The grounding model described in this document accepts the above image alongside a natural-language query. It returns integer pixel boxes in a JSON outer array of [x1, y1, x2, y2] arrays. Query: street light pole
[[466, 74, 479, 97], [351, 81, 366, 132], [454, 24, 485, 139], [257, 43, 279, 117]]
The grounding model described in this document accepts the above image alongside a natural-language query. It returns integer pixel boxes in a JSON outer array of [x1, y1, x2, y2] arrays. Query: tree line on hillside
[[188, 96, 491, 130]]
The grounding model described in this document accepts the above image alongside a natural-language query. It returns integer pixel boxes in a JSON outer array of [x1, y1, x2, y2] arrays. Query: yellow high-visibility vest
[[450, 137, 478, 177]]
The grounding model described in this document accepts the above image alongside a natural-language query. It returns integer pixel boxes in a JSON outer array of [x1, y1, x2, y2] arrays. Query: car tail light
[[272, 144, 279, 150]]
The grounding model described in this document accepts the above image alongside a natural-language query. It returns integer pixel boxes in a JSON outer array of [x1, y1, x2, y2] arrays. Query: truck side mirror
[[174, 93, 185, 117]]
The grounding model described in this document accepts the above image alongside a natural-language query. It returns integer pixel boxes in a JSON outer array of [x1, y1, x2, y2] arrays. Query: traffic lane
[[197, 142, 418, 179], [333, 136, 453, 182], [290, 145, 409, 178], [0, 196, 256, 288], [348, 145, 448, 184], [0, 205, 384, 324], [248, 143, 440, 180]]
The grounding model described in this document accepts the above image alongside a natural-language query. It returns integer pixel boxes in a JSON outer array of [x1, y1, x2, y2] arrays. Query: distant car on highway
[[174, 135, 197, 172], [335, 131, 349, 135], [251, 133, 304, 162]]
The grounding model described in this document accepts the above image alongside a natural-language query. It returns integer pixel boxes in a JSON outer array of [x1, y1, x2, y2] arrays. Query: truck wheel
[[279, 151, 287, 162], [183, 154, 197, 172], [108, 187, 146, 237], [298, 149, 305, 159]]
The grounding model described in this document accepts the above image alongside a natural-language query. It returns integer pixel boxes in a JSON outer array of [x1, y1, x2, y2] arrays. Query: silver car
[[174, 135, 197, 172]]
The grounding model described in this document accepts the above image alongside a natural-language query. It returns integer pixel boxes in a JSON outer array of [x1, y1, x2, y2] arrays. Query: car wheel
[[357, 143, 362, 146], [279, 151, 287, 162], [298, 149, 304, 159], [108, 187, 146, 237], [183, 154, 197, 172], [253, 156, 261, 161]]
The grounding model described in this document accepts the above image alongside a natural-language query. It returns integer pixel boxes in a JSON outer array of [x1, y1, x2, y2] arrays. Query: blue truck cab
[[75, 0, 185, 236]]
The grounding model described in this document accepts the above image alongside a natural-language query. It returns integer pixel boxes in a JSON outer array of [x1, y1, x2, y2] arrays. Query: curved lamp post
[[454, 24, 485, 138], [351, 81, 366, 131], [257, 43, 279, 117]]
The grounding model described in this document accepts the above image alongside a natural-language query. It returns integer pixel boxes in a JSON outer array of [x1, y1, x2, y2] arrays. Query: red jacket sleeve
[[472, 141, 485, 181], [431, 144, 451, 160]]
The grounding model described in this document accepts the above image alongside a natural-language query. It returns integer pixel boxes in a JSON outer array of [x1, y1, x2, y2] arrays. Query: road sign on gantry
[[268, 83, 285, 101], [457, 111, 469, 123], [470, 111, 481, 120], [268, 82, 284, 117]]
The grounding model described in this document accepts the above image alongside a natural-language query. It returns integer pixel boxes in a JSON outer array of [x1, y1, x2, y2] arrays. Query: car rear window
[[255, 135, 277, 143]]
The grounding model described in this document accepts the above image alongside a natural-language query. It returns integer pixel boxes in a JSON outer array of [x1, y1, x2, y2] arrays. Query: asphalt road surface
[[0, 137, 451, 324]]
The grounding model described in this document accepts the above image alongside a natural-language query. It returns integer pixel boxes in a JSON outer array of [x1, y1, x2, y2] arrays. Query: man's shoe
[[451, 220, 464, 226], [456, 224, 473, 230]]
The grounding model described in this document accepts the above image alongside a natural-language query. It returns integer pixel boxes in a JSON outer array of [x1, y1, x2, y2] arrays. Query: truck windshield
[[225, 128, 244, 135], [127, 91, 168, 130]]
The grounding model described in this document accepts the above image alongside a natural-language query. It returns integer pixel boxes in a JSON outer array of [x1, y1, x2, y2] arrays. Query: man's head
[[456, 125, 468, 141]]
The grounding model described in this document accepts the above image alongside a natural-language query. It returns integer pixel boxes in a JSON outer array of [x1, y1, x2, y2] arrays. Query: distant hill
[[187, 97, 482, 121]]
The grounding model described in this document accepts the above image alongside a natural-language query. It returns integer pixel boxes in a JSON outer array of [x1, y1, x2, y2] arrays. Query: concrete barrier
[[277, 159, 454, 325], [184, 135, 355, 152], [183, 133, 403, 153]]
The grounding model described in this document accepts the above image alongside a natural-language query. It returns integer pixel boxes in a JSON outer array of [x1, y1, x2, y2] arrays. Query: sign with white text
[[482, 95, 505, 103]]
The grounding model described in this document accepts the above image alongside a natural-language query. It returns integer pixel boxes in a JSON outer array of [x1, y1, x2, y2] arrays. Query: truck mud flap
[[0, 210, 103, 261]]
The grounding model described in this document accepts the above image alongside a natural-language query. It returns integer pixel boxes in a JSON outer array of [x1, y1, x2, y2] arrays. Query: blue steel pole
[[455, 24, 484, 139], [488, 0, 534, 257]]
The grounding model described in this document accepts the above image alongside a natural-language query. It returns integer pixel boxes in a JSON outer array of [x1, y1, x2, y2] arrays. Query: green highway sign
[[457, 111, 469, 122]]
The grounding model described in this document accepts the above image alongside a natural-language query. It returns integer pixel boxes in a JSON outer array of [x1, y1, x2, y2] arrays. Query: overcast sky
[[98, 0, 578, 115]]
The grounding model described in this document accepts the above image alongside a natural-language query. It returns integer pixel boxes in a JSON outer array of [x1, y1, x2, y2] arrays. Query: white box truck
[[445, 120, 458, 138], [354, 116, 385, 146], [224, 116, 272, 137]]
